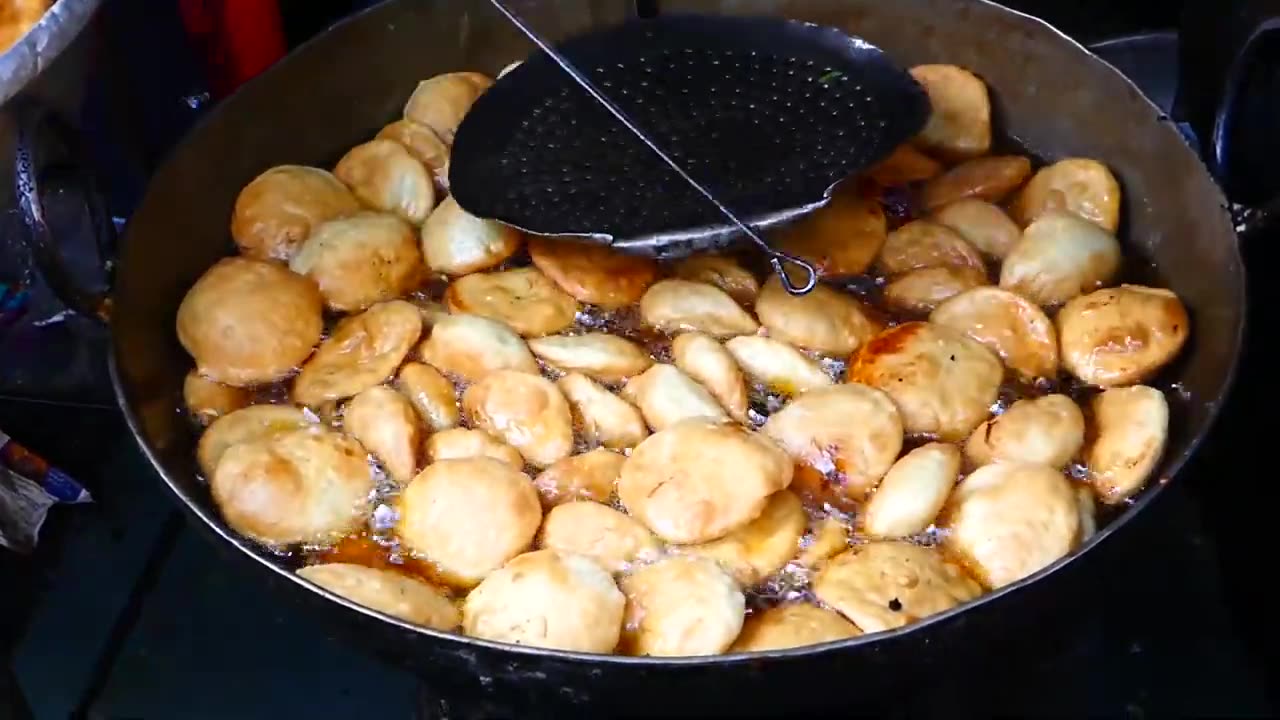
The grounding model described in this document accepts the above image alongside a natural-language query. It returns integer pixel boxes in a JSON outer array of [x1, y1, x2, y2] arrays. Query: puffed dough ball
[[230, 165, 361, 261], [297, 563, 458, 630], [196, 404, 315, 477], [621, 364, 728, 431], [671, 254, 760, 305], [184, 371, 249, 426], [965, 394, 1084, 470], [403, 71, 494, 145], [292, 300, 422, 406], [640, 279, 759, 337], [620, 555, 745, 656], [424, 427, 524, 468], [773, 180, 887, 276], [942, 462, 1080, 588], [557, 373, 649, 450], [1012, 157, 1122, 232], [755, 276, 880, 355], [527, 237, 659, 308], [344, 386, 422, 485], [418, 313, 539, 382], [683, 490, 806, 585], [464, 549, 624, 652], [725, 335, 832, 395], [1057, 285, 1190, 387], [288, 212, 425, 312], [762, 384, 902, 509], [528, 333, 653, 383], [883, 265, 988, 315], [730, 603, 861, 652], [533, 448, 625, 506], [395, 362, 459, 432], [1, 0, 46, 46], [796, 516, 851, 568], [618, 418, 793, 544], [876, 220, 985, 276], [463, 370, 574, 468], [538, 502, 660, 572], [1085, 385, 1168, 504], [867, 144, 943, 186], [421, 196, 522, 276], [313, 400, 342, 426], [862, 442, 960, 538], [932, 199, 1021, 259], [445, 267, 578, 337], [813, 542, 981, 632], [397, 457, 541, 586], [444, 270, 576, 338], [211, 428, 374, 546], [908, 64, 991, 159], [334, 140, 436, 225], [408, 297, 450, 328], [1076, 485, 1098, 542], [177, 257, 324, 387], [671, 332, 749, 424], [847, 322, 1003, 441], [930, 286, 1059, 380], [375, 120, 450, 190], [1000, 212, 1122, 307], [919, 156, 1032, 212]]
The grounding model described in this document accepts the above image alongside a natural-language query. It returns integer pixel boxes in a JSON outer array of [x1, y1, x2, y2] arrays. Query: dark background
[[2, 0, 1278, 717]]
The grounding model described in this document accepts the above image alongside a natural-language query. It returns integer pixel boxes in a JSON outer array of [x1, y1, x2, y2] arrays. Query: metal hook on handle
[[769, 254, 819, 295], [722, 210, 818, 294], [486, 0, 821, 295]]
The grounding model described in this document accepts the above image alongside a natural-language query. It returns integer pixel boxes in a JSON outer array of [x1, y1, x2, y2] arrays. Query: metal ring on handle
[[487, 0, 823, 295], [767, 253, 819, 295]]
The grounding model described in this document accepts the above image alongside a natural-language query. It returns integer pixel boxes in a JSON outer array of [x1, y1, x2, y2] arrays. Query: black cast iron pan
[[12, 0, 1278, 715]]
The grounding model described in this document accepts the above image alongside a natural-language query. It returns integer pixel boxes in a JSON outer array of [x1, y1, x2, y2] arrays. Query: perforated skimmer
[[450, 3, 930, 294]]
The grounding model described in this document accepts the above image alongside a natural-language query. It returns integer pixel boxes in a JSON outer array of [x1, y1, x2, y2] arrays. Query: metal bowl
[[1, 0, 103, 106]]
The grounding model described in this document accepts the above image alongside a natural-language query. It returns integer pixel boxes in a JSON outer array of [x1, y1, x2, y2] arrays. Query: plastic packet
[[0, 427, 92, 553]]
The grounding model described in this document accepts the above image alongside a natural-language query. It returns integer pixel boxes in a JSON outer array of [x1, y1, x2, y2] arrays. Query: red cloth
[[178, 0, 286, 98]]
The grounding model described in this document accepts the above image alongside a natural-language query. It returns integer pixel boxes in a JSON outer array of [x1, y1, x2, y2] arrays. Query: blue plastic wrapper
[[0, 280, 31, 331], [0, 428, 92, 553]]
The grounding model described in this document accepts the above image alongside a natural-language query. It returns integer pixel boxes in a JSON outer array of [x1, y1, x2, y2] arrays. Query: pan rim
[[108, 0, 1246, 667]]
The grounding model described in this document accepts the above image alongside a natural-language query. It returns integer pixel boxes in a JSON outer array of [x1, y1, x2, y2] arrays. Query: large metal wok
[[17, 0, 1278, 715], [0, 0, 102, 105]]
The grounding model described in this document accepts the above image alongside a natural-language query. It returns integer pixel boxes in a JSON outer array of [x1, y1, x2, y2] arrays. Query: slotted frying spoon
[[450, 2, 930, 294]]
